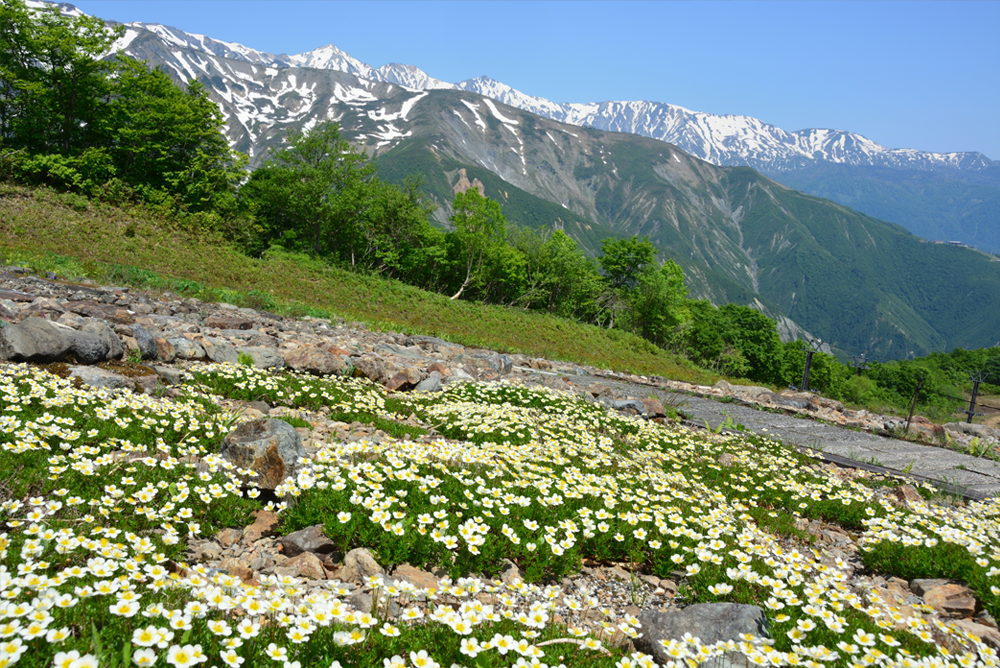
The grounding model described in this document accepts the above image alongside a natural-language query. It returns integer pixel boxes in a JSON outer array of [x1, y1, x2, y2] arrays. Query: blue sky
[[74, 0, 1000, 160]]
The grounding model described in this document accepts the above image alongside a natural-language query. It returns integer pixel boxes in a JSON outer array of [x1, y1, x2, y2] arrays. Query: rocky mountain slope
[[101, 9, 1000, 252]]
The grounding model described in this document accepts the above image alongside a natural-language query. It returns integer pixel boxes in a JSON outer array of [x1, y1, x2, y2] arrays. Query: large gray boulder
[[280, 524, 339, 559], [635, 604, 769, 667], [168, 338, 207, 360], [238, 346, 285, 370], [82, 321, 124, 360], [130, 324, 158, 360], [0, 317, 70, 362], [219, 419, 306, 490], [200, 337, 239, 365], [69, 366, 135, 391], [66, 329, 110, 364]]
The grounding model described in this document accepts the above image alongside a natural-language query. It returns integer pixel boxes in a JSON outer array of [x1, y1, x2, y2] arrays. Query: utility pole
[[800, 338, 822, 391], [965, 371, 988, 424], [850, 353, 871, 377], [905, 378, 924, 435]]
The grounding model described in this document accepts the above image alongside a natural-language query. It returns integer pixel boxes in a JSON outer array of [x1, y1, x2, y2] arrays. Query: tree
[[627, 260, 690, 347], [598, 236, 656, 292], [101, 58, 245, 213], [447, 189, 508, 300], [718, 303, 784, 384], [511, 228, 604, 320], [0, 0, 121, 153], [241, 122, 374, 258]]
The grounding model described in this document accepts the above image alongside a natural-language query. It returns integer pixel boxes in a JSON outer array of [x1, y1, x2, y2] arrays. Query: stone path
[[575, 370, 1000, 501]]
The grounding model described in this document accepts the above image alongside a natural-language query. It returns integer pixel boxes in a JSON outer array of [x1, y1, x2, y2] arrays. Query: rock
[[500, 559, 522, 586], [218, 558, 254, 582], [911, 580, 977, 618], [153, 366, 184, 385], [283, 346, 346, 376], [239, 346, 285, 370], [612, 399, 646, 415], [68, 366, 135, 391], [352, 356, 387, 383], [243, 510, 281, 543], [130, 325, 158, 360], [133, 374, 164, 395], [392, 564, 439, 591], [386, 367, 422, 392], [82, 321, 124, 360], [894, 485, 924, 505], [153, 337, 176, 363], [718, 453, 737, 467], [169, 338, 207, 360], [200, 337, 239, 365], [491, 354, 513, 375], [205, 314, 253, 330], [219, 419, 307, 490], [216, 528, 243, 548], [348, 589, 375, 614], [769, 395, 810, 410], [635, 604, 769, 667], [66, 329, 109, 364], [285, 552, 326, 580], [953, 620, 1000, 652], [189, 540, 223, 562], [339, 548, 384, 583], [279, 524, 339, 559], [641, 398, 666, 418], [414, 372, 444, 393], [0, 316, 70, 362], [56, 311, 87, 329]]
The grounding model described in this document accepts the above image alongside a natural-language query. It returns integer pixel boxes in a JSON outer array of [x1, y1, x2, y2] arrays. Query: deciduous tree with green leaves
[[447, 189, 508, 301]]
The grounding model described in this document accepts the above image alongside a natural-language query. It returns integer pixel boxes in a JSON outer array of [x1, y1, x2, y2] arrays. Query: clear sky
[[72, 0, 1000, 160]]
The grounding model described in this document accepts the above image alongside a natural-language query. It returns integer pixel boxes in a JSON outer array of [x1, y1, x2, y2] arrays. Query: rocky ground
[[3, 266, 1000, 657]]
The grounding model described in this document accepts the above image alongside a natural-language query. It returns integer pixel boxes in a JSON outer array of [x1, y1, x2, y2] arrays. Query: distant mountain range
[[28, 2, 1000, 360], [102, 12, 1000, 255]]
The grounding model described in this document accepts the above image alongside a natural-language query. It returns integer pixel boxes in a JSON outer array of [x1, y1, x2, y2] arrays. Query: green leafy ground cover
[[3, 361, 1000, 668]]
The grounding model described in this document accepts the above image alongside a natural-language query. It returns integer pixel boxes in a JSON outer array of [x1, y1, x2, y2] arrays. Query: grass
[[0, 184, 709, 384]]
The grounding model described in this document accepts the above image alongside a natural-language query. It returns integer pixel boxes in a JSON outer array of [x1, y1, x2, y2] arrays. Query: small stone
[[392, 564, 439, 591], [339, 548, 384, 584], [219, 557, 254, 581], [500, 559, 522, 586], [280, 524, 338, 559], [153, 337, 177, 363], [894, 485, 923, 505], [243, 510, 280, 543], [286, 552, 326, 580], [718, 453, 737, 467], [216, 528, 243, 548]]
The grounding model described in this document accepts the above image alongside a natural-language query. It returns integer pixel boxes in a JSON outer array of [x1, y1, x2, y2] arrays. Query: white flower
[[133, 648, 158, 667]]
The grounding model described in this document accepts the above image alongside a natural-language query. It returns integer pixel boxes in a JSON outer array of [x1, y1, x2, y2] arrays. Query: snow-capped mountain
[[187, 38, 995, 175]]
